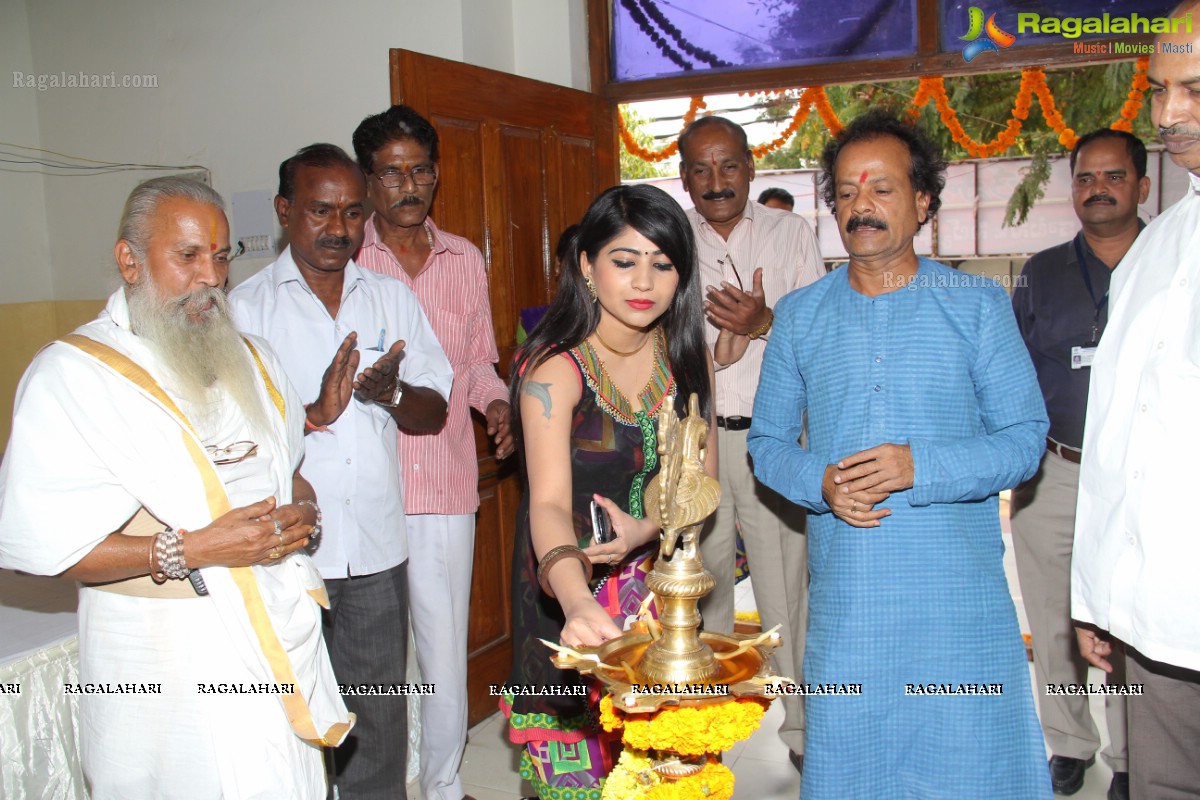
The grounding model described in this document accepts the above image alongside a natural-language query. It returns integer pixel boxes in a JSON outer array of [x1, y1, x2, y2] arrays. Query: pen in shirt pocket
[[368, 328, 385, 352]]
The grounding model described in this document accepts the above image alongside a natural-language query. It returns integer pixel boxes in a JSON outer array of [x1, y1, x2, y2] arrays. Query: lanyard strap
[[1073, 235, 1108, 318]]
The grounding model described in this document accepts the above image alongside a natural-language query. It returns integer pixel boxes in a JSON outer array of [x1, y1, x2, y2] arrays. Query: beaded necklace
[[575, 327, 673, 426]]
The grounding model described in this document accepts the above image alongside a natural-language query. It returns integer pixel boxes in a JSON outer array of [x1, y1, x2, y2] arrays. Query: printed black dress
[[501, 335, 674, 799]]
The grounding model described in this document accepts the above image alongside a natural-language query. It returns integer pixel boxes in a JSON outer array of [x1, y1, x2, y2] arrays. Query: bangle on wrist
[[149, 534, 165, 583], [748, 307, 774, 340], [297, 499, 322, 541], [304, 404, 329, 432], [152, 528, 190, 581], [536, 545, 593, 599]]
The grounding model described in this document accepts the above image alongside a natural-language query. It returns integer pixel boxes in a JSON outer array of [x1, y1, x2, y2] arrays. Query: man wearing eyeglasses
[[678, 115, 825, 773], [230, 143, 453, 800], [352, 105, 512, 800]]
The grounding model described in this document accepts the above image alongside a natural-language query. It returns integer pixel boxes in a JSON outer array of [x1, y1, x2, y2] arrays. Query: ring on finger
[[851, 501, 858, 512], [269, 545, 282, 560]]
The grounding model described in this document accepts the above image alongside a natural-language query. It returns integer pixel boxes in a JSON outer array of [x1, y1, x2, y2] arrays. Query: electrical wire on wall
[[0, 140, 210, 183]]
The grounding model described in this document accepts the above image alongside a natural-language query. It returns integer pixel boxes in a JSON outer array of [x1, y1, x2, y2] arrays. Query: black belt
[[1046, 437, 1082, 464], [716, 415, 752, 431]]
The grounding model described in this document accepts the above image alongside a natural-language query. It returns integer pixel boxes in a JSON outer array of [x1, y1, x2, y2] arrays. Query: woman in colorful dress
[[502, 184, 715, 799]]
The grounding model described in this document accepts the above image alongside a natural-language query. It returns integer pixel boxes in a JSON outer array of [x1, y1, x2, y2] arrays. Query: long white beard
[[126, 276, 272, 437]]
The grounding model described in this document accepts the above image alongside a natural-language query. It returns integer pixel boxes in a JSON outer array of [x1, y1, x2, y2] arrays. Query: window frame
[[588, 0, 1158, 102]]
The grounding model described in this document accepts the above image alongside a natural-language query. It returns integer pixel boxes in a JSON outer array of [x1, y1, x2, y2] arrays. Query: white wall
[[0, 0, 52, 303], [464, 0, 516, 78], [5, 0, 587, 299], [512, 0, 591, 89]]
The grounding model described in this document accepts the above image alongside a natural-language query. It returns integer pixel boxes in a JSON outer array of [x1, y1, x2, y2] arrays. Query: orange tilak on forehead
[[859, 170, 869, 185], [209, 217, 218, 251]]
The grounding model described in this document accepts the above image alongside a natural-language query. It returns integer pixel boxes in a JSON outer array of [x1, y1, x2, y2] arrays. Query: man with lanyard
[[678, 115, 826, 772], [1010, 128, 1149, 800], [0, 177, 351, 798], [230, 144, 453, 799]]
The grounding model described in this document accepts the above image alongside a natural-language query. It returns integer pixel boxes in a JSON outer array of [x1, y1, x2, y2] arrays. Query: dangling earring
[[585, 276, 598, 302]]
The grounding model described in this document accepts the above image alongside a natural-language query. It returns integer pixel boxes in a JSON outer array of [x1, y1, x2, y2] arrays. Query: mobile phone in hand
[[591, 499, 615, 544]]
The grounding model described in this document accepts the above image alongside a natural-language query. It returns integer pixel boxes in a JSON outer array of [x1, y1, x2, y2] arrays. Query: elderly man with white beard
[[0, 176, 352, 799]]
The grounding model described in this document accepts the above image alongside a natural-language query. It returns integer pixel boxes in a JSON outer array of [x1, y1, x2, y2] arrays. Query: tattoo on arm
[[526, 381, 553, 419]]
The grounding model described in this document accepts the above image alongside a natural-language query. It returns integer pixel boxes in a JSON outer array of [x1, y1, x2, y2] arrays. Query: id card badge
[[1071, 344, 1097, 369]]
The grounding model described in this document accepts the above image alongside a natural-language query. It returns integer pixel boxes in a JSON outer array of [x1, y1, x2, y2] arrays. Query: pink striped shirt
[[358, 215, 509, 514], [688, 201, 826, 417]]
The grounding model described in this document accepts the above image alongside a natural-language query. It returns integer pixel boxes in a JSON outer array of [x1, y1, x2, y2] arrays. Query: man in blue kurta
[[747, 111, 1051, 799]]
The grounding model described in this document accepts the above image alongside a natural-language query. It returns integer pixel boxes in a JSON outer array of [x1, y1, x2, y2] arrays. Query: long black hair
[[511, 184, 710, 434]]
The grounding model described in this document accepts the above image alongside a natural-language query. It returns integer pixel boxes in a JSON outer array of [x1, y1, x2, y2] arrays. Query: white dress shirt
[[231, 247, 454, 580], [688, 201, 826, 417], [1073, 171, 1200, 671]]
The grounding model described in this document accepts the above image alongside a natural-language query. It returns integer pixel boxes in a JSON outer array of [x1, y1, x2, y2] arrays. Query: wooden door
[[390, 49, 618, 727]]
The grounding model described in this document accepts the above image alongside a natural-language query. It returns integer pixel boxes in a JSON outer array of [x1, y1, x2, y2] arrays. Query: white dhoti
[[78, 590, 325, 799]]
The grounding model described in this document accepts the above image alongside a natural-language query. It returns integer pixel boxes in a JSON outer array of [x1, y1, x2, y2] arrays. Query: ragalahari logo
[[961, 7, 1017, 62]]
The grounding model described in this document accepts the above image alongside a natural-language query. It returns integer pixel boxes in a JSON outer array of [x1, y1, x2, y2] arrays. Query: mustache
[[316, 234, 353, 248], [847, 215, 888, 232], [389, 195, 425, 209], [173, 286, 226, 316], [702, 189, 736, 201], [1083, 195, 1116, 206], [1159, 125, 1200, 139]]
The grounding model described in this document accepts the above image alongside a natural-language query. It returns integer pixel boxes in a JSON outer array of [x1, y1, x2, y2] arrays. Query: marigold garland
[[619, 59, 1151, 164], [601, 750, 735, 800], [812, 87, 843, 136], [916, 73, 1032, 159], [599, 694, 768, 756], [601, 750, 660, 798], [1027, 67, 1077, 149], [619, 96, 706, 163], [1112, 56, 1151, 132], [750, 87, 818, 158]]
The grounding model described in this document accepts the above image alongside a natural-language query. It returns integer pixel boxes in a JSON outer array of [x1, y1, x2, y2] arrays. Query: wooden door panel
[[469, 478, 511, 652], [464, 472, 520, 721], [560, 136, 605, 221], [391, 49, 617, 727], [430, 117, 487, 257], [499, 127, 549, 336]]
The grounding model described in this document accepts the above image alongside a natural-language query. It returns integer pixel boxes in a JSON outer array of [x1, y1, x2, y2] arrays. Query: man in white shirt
[[230, 144, 453, 800], [1072, 7, 1200, 796], [679, 115, 826, 770]]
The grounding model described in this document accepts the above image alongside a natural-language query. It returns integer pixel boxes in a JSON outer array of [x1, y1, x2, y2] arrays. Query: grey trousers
[[698, 426, 808, 754], [323, 563, 409, 800], [1126, 647, 1200, 799], [1011, 451, 1127, 770]]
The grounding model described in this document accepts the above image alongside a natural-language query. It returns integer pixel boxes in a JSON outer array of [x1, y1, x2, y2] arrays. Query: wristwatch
[[380, 378, 404, 408]]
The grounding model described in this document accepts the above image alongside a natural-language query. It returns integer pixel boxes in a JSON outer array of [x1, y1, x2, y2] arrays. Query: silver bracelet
[[298, 499, 322, 540], [154, 528, 190, 580], [379, 378, 404, 408]]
